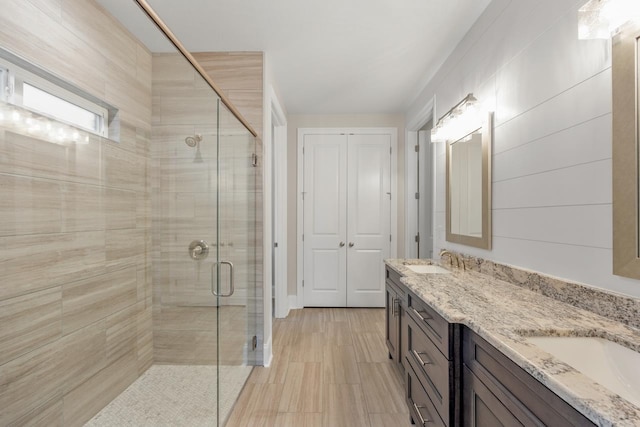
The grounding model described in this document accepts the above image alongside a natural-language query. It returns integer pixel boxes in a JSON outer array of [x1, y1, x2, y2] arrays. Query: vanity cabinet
[[385, 268, 406, 368], [462, 328, 595, 427], [405, 291, 459, 426]]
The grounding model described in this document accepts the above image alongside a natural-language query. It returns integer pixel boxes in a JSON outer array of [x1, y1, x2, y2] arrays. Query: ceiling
[[97, 0, 490, 115]]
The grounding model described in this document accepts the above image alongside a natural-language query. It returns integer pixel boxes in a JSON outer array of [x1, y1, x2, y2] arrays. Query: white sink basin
[[526, 336, 640, 407], [404, 264, 450, 274]]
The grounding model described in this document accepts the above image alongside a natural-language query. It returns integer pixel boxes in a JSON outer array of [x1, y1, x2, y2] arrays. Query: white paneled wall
[[407, 0, 640, 297]]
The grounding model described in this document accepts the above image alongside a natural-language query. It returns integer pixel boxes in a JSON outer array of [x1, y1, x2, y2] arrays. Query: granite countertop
[[385, 259, 640, 427]]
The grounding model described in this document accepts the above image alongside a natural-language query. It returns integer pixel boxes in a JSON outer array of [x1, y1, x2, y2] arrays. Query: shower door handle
[[211, 261, 235, 297]]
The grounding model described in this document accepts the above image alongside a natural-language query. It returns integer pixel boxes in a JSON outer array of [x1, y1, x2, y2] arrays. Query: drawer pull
[[412, 307, 432, 322], [413, 402, 432, 426], [393, 298, 400, 317], [412, 350, 432, 366]]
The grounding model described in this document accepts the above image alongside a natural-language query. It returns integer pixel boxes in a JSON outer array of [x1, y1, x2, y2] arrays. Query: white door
[[302, 132, 391, 307], [303, 134, 348, 307], [346, 134, 391, 307]]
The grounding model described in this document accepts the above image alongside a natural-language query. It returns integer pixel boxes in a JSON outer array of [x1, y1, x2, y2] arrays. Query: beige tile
[[193, 52, 263, 91], [323, 345, 360, 385], [226, 383, 283, 427], [323, 384, 369, 427], [348, 308, 385, 333], [249, 345, 291, 385], [274, 412, 323, 427], [353, 332, 388, 363], [325, 321, 353, 346], [60, 321, 107, 393], [62, 267, 137, 335], [290, 332, 325, 363], [369, 413, 413, 427], [63, 351, 138, 427], [136, 303, 153, 374], [104, 188, 137, 230], [152, 53, 195, 82], [153, 329, 216, 364], [105, 228, 143, 271], [60, 182, 105, 232], [9, 396, 63, 427], [0, 173, 62, 236], [106, 304, 138, 365], [0, 130, 101, 185], [358, 363, 408, 414], [0, 341, 63, 426], [0, 286, 62, 365], [0, 231, 106, 301], [278, 362, 323, 413]]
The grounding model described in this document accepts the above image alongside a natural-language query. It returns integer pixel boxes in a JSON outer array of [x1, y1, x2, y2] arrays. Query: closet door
[[346, 134, 391, 307], [302, 134, 348, 307]]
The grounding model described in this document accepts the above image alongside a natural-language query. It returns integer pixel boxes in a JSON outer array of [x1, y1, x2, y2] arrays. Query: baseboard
[[262, 336, 273, 367], [289, 295, 302, 311]]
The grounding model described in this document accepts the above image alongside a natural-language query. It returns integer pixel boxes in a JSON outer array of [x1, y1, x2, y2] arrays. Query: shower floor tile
[[85, 364, 252, 427]]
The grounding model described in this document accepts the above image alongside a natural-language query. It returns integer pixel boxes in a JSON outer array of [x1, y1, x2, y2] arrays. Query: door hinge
[[251, 153, 258, 167], [415, 145, 419, 152], [390, 234, 392, 242], [415, 233, 420, 243], [252, 335, 257, 351], [390, 147, 392, 154], [274, 242, 278, 248], [302, 280, 305, 287], [415, 192, 419, 200]]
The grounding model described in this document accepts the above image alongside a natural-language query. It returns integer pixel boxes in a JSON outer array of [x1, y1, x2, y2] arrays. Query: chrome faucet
[[439, 249, 459, 268]]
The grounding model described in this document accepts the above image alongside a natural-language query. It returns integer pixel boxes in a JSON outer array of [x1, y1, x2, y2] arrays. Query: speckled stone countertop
[[385, 259, 640, 427]]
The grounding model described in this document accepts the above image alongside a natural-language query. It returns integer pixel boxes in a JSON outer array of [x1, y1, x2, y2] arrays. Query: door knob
[[339, 242, 345, 247], [349, 242, 354, 247]]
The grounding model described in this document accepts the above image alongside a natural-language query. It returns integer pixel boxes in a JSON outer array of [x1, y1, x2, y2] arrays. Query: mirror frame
[[445, 112, 493, 250], [612, 21, 640, 279]]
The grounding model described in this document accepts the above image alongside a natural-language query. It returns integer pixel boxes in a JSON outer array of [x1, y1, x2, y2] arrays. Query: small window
[[0, 54, 110, 138]]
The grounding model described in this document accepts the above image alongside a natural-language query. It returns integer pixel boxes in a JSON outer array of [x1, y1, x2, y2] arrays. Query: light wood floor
[[225, 308, 412, 427]]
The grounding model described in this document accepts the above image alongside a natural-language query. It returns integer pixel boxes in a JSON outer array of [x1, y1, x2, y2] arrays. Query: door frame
[[269, 86, 289, 319], [296, 127, 398, 308], [405, 97, 436, 258]]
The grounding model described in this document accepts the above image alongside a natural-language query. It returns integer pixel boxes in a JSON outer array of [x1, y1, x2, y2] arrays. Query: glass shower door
[[214, 101, 257, 425]]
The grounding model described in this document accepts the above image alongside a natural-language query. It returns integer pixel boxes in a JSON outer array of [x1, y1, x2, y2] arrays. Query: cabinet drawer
[[407, 362, 446, 427], [386, 268, 406, 303], [407, 311, 452, 425], [407, 292, 451, 359], [463, 328, 595, 427]]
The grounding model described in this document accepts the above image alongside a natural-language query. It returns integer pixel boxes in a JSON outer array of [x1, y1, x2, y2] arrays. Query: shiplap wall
[[407, 0, 640, 298]]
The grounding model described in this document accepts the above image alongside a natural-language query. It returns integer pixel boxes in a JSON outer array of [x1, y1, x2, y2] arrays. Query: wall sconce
[[431, 93, 483, 143], [578, 0, 640, 39]]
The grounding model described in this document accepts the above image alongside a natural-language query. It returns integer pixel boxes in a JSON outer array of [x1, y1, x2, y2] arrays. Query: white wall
[[407, 0, 640, 298], [287, 114, 406, 296]]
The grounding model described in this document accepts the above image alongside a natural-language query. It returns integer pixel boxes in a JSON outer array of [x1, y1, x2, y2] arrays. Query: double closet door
[[302, 131, 392, 307]]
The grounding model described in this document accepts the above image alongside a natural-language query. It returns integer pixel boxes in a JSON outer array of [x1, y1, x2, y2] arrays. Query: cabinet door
[[385, 283, 399, 360], [462, 366, 523, 427]]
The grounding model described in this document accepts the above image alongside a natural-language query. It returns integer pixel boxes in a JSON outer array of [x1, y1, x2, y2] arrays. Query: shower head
[[185, 134, 202, 148]]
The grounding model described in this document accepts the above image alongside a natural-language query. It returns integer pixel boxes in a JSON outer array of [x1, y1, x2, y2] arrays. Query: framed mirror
[[446, 112, 492, 249], [612, 21, 640, 279]]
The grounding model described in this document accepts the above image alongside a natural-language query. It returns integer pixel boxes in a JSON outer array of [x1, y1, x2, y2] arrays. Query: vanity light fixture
[[578, 0, 640, 39], [431, 93, 482, 143]]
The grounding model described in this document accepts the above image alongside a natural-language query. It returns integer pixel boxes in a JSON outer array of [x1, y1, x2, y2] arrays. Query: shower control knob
[[189, 240, 209, 260]]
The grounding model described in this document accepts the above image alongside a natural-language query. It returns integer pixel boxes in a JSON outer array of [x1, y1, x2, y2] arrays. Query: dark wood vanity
[[385, 266, 596, 427]]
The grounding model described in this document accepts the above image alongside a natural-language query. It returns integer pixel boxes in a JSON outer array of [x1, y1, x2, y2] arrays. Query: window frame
[[0, 57, 109, 138]]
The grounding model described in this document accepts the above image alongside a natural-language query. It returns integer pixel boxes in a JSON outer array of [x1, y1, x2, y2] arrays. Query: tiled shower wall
[[0, 0, 152, 425], [152, 52, 265, 364]]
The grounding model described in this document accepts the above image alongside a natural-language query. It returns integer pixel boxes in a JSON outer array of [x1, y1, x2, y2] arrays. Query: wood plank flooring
[[225, 308, 412, 427]]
